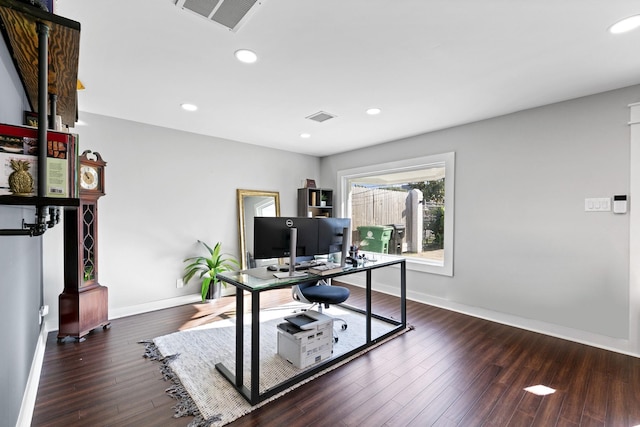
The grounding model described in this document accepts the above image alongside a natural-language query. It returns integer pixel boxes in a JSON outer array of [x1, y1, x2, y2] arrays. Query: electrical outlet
[[176, 278, 184, 288], [39, 305, 48, 325]]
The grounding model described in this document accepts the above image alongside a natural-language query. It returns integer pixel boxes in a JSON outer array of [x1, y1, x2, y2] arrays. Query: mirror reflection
[[237, 189, 280, 269]]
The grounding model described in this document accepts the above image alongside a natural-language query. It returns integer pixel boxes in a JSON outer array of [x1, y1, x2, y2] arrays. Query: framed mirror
[[237, 189, 280, 270]]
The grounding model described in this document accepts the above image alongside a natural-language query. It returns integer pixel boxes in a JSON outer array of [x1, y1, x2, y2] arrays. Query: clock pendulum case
[[58, 150, 110, 342]]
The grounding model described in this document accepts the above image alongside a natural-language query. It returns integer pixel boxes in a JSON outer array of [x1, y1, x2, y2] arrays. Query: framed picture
[[23, 111, 38, 128], [304, 179, 316, 188]]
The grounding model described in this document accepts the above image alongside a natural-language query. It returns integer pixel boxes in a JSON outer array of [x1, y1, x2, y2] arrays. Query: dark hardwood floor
[[32, 285, 640, 427]]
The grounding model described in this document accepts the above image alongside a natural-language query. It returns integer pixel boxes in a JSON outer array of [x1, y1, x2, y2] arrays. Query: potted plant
[[183, 240, 240, 302]]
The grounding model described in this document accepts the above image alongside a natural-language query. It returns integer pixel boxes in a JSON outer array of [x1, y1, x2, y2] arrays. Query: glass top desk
[[215, 254, 406, 405]]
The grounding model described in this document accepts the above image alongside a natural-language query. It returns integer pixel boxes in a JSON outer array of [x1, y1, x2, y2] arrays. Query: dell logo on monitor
[[286, 219, 294, 227]]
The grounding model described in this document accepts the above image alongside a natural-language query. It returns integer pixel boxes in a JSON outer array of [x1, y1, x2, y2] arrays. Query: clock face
[[80, 165, 99, 190]]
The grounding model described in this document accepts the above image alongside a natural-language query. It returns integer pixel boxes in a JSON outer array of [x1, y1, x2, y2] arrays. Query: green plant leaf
[[183, 240, 239, 302], [201, 276, 211, 302], [199, 240, 215, 255]]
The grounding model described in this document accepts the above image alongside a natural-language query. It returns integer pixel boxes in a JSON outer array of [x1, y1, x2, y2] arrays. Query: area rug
[[142, 303, 412, 427]]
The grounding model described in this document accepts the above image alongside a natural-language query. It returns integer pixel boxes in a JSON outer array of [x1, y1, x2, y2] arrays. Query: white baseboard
[[16, 325, 48, 427], [43, 294, 204, 332], [108, 294, 202, 320], [339, 276, 640, 358]]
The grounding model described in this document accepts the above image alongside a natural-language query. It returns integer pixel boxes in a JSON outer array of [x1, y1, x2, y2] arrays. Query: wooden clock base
[[57, 284, 110, 342]]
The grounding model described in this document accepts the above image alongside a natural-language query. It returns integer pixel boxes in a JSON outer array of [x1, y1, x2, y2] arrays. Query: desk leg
[[250, 291, 260, 405], [366, 269, 372, 343], [401, 260, 407, 327], [235, 286, 244, 388]]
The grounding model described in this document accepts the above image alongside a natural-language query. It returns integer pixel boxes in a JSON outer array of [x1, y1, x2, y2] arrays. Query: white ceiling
[[55, 0, 640, 157]]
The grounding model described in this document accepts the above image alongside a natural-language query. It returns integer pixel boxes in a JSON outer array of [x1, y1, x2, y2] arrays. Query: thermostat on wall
[[613, 195, 627, 214]]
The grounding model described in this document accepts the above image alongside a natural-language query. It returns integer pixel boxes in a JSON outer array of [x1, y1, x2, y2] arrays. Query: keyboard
[[295, 261, 325, 271]]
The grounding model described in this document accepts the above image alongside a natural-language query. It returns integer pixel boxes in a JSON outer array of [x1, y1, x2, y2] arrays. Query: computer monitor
[[317, 217, 351, 256], [253, 217, 319, 260]]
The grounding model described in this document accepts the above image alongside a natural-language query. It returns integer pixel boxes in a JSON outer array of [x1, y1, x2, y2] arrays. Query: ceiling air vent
[[306, 111, 336, 123], [175, 0, 265, 32]]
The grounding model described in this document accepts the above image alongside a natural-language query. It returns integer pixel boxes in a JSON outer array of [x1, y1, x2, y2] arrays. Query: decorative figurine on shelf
[[8, 159, 34, 196]]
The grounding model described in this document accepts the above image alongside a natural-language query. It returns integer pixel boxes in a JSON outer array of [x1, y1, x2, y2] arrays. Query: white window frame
[[337, 152, 455, 277]]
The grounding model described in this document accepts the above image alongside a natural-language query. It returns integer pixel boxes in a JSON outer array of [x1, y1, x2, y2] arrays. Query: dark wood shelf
[[0, 1, 81, 212], [0, 195, 79, 207], [0, 0, 81, 127]]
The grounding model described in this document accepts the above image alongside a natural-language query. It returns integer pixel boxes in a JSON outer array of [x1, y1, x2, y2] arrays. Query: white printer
[[277, 310, 333, 369]]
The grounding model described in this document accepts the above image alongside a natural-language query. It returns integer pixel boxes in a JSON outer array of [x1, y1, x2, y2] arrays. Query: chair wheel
[[341, 324, 348, 330]]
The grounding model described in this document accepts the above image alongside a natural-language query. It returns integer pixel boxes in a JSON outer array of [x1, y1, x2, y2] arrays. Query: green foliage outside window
[[408, 178, 445, 250], [424, 206, 444, 248], [407, 178, 445, 204]]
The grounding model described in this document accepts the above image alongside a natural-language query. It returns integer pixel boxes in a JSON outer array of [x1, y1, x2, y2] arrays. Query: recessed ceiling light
[[366, 108, 382, 115], [235, 49, 258, 64], [609, 15, 640, 34], [524, 385, 556, 396], [181, 103, 198, 112], [300, 133, 311, 139]]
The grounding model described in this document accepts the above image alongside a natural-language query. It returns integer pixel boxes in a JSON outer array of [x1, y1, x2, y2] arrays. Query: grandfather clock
[[58, 150, 110, 342]]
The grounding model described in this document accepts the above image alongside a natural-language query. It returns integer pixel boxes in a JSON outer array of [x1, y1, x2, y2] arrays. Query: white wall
[[321, 85, 640, 355], [0, 31, 44, 427], [38, 86, 640, 356], [629, 102, 640, 356], [43, 112, 320, 329]]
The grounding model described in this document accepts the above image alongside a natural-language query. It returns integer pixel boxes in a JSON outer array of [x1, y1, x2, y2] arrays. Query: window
[[338, 152, 454, 276]]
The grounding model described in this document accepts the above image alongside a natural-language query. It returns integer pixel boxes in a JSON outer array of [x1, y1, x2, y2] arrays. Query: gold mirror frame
[[237, 189, 281, 270]]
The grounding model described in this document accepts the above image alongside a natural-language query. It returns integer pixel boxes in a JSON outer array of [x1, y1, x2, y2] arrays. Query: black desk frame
[[215, 257, 406, 405]]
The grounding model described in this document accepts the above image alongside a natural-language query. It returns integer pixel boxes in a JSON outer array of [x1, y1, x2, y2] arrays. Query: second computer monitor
[[317, 217, 351, 256]]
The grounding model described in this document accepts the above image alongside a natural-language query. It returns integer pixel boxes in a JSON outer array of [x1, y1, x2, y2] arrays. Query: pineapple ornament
[[8, 159, 34, 196]]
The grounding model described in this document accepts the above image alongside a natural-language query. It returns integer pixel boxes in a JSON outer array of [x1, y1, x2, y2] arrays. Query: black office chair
[[292, 279, 350, 342]]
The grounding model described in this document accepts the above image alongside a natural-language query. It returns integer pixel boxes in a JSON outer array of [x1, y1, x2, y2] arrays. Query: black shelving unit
[[297, 187, 333, 218], [0, 195, 79, 207]]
